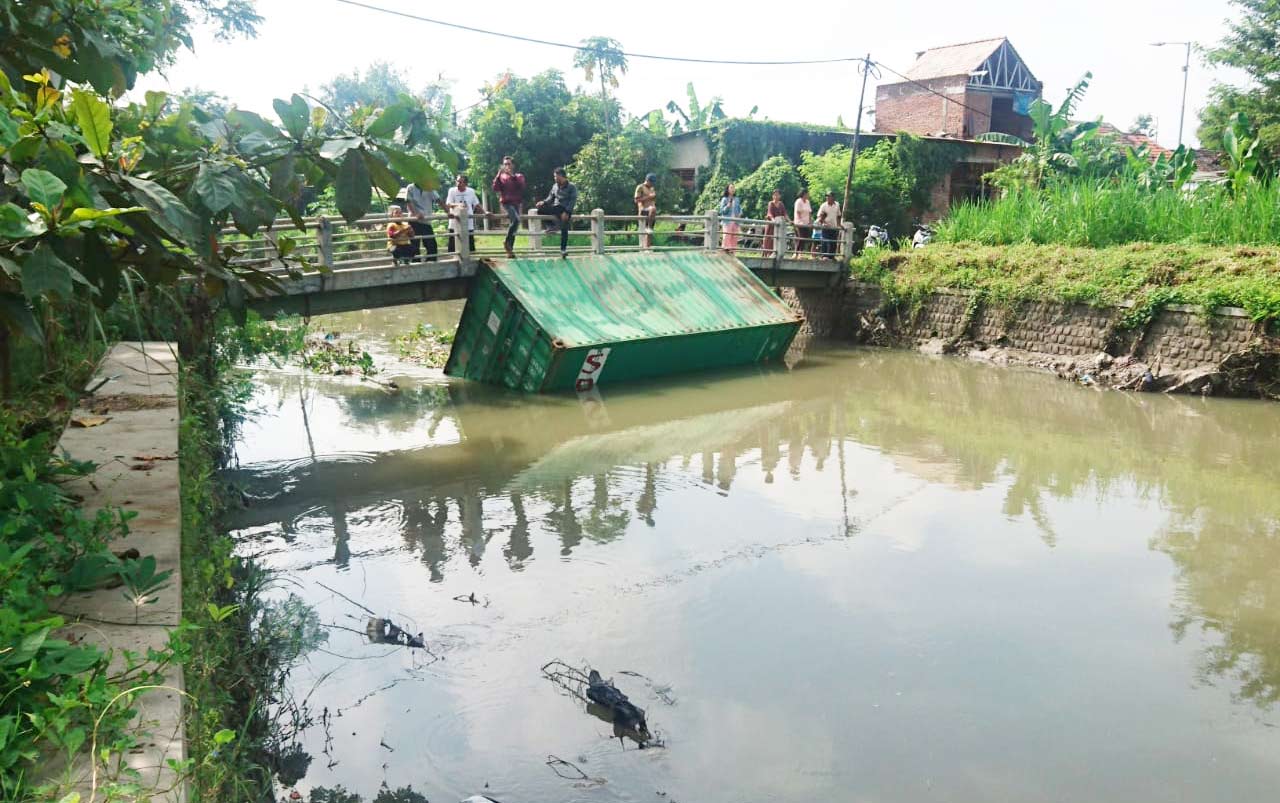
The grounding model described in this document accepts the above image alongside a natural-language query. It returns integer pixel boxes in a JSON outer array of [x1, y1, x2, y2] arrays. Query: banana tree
[[665, 83, 726, 134], [1124, 143, 1197, 191], [1221, 112, 1262, 195], [978, 72, 1098, 189]]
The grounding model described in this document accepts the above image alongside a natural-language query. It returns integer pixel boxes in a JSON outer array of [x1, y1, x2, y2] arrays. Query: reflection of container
[[444, 251, 803, 393]]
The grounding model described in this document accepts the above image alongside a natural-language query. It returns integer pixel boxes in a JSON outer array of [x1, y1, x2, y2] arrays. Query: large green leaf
[[269, 153, 300, 203], [319, 137, 362, 160], [59, 206, 144, 234], [21, 242, 86, 300], [0, 112, 18, 150], [273, 94, 310, 140], [366, 104, 412, 138], [0, 291, 42, 342], [363, 151, 401, 199], [21, 169, 67, 210], [193, 163, 237, 213], [0, 202, 46, 239], [228, 173, 280, 235], [384, 148, 439, 191], [123, 176, 203, 247], [335, 149, 372, 222], [70, 90, 113, 158], [226, 109, 281, 139], [79, 232, 120, 307]]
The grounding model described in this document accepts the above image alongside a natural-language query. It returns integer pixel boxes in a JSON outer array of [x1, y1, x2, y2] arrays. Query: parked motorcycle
[[863, 223, 890, 250], [912, 223, 933, 249]]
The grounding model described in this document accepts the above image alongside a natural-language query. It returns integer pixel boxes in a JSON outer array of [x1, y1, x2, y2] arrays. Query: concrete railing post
[[773, 218, 788, 269], [316, 217, 334, 268], [591, 208, 606, 255], [528, 213, 543, 255], [705, 211, 719, 251], [457, 204, 471, 263], [840, 221, 856, 263]]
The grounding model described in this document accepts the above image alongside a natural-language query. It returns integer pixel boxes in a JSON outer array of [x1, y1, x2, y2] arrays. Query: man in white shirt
[[445, 174, 482, 254], [816, 192, 841, 257]]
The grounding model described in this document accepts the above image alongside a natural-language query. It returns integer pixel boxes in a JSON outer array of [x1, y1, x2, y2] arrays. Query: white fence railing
[[220, 209, 857, 273]]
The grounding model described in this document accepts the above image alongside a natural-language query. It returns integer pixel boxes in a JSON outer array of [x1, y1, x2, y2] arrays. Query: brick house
[[875, 38, 1043, 141]]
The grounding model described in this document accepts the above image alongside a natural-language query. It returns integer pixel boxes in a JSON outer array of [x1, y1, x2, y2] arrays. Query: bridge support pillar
[[705, 211, 720, 252], [840, 222, 856, 264]]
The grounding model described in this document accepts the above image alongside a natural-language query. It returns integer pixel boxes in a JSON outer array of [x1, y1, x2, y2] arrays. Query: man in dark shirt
[[534, 167, 577, 258], [491, 155, 526, 259]]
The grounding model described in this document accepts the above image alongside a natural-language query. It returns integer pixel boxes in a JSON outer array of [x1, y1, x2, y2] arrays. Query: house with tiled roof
[[875, 38, 1043, 142]]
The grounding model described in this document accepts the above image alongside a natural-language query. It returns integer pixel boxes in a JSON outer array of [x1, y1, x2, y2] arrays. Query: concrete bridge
[[233, 210, 848, 319]]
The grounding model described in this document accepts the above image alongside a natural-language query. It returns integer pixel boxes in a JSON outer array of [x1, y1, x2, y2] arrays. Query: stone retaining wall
[[783, 283, 1268, 376]]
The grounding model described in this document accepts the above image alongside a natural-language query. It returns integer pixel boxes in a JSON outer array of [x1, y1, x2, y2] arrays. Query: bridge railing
[[220, 208, 856, 274]]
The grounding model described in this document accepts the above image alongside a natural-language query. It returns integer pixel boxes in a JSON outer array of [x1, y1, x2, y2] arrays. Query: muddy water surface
[[228, 302, 1280, 803]]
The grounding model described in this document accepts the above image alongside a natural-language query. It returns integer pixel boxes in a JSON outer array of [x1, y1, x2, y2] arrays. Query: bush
[[799, 142, 911, 232], [732, 155, 802, 218]]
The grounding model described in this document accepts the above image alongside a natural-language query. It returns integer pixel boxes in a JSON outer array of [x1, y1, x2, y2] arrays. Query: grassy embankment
[[854, 180, 1280, 331]]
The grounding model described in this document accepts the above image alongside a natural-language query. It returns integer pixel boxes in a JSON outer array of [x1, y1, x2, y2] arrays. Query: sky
[[134, 0, 1248, 150]]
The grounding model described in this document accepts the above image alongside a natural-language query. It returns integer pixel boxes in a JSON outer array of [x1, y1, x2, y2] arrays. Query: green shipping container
[[443, 251, 804, 393]]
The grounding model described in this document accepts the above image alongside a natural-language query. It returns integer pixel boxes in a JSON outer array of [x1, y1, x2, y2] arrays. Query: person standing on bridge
[[446, 174, 482, 255], [793, 189, 813, 255], [717, 184, 742, 253], [764, 189, 788, 256], [534, 167, 577, 258], [634, 172, 658, 248], [816, 191, 841, 257], [492, 155, 526, 259], [405, 182, 440, 262]]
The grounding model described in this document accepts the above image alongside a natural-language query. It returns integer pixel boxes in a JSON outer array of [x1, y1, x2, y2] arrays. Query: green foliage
[[799, 142, 911, 230], [694, 119, 855, 212], [0, 409, 173, 800], [574, 36, 628, 107], [732, 156, 801, 218], [939, 177, 1280, 248], [852, 242, 1280, 327], [666, 83, 726, 134], [1200, 0, 1280, 162], [568, 123, 676, 214], [466, 71, 608, 206], [979, 73, 1098, 190]]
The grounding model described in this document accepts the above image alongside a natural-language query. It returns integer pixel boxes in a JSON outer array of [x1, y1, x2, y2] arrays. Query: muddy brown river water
[[227, 302, 1280, 803]]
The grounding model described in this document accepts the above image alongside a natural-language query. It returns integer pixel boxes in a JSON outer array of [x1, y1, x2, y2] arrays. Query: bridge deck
[[237, 212, 845, 319]]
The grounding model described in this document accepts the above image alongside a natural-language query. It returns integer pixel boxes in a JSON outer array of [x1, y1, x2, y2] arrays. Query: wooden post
[[591, 209, 605, 255], [316, 217, 334, 268], [705, 211, 719, 251]]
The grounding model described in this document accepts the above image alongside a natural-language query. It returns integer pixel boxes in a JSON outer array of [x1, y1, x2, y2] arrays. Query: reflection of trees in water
[[332, 383, 454, 436], [1155, 515, 1280, 710]]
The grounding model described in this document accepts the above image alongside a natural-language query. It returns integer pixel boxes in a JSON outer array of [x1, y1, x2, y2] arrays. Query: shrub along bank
[[851, 242, 1280, 331]]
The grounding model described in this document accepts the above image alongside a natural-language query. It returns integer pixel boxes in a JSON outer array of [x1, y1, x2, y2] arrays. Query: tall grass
[[938, 179, 1280, 247]]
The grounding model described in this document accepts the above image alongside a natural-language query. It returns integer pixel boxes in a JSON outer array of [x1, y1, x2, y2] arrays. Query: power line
[[333, 0, 862, 66]]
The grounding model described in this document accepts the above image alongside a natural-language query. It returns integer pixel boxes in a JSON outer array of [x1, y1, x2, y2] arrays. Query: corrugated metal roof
[[904, 38, 1007, 81], [491, 251, 801, 348]]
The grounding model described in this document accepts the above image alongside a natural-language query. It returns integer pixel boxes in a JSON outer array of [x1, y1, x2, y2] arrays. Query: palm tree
[[978, 72, 1098, 189]]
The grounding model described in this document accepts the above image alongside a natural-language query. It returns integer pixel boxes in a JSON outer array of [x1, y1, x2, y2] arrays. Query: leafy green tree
[[799, 143, 909, 230], [1199, 0, 1280, 161], [318, 61, 451, 118], [466, 71, 607, 204], [567, 123, 675, 214], [1130, 113, 1157, 137]]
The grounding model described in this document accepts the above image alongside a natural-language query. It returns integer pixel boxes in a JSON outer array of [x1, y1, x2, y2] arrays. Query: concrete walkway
[[50, 342, 185, 801]]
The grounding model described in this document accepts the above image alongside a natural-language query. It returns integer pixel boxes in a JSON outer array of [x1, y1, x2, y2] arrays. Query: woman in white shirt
[[793, 189, 813, 254]]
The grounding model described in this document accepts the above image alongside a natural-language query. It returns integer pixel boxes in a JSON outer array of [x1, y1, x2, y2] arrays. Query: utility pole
[[843, 55, 880, 219], [1151, 41, 1193, 147]]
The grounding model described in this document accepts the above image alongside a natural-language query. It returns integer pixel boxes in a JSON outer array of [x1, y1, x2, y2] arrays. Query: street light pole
[[1152, 41, 1193, 147]]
